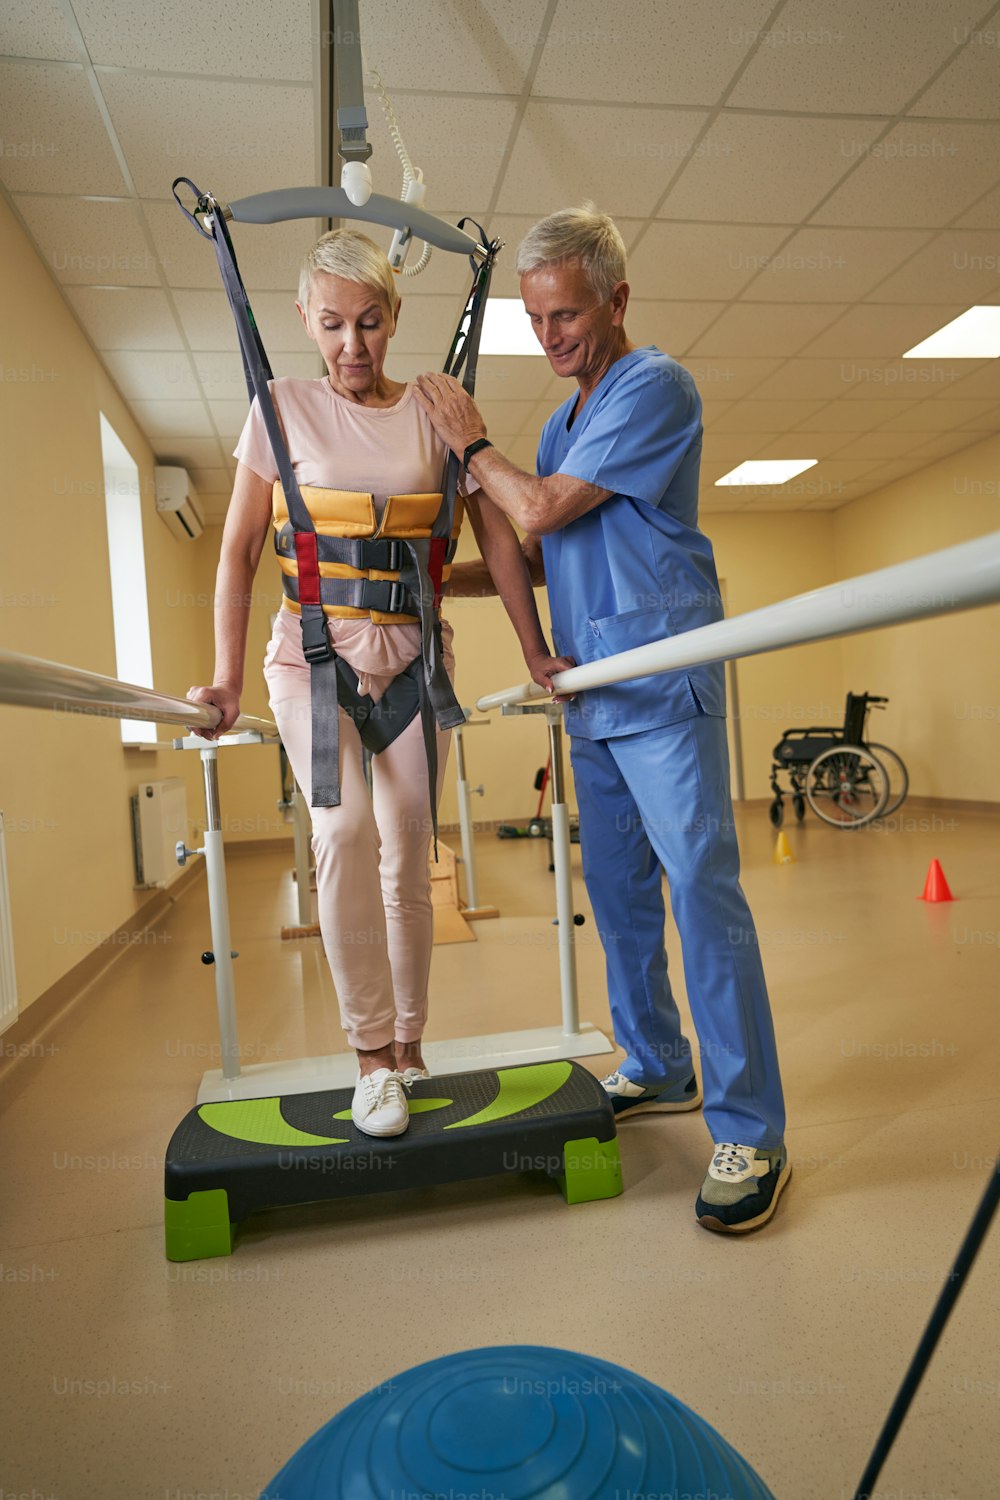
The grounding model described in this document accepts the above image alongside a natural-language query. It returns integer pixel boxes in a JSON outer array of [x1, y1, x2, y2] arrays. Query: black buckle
[[384, 539, 401, 571], [300, 613, 332, 663]]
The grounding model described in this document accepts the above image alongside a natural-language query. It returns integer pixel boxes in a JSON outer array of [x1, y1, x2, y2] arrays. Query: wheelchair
[[768, 692, 909, 830]]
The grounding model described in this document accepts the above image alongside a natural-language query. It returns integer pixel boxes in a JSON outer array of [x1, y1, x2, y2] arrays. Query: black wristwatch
[[463, 437, 493, 470]]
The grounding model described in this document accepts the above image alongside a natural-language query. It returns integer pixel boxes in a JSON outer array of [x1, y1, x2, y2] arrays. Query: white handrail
[[477, 530, 1000, 712], [0, 648, 278, 738]]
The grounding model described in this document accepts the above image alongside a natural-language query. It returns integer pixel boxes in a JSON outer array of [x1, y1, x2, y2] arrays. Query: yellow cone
[[773, 830, 795, 865]]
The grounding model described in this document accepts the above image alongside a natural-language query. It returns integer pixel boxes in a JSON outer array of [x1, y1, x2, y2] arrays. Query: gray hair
[[298, 228, 401, 320], [515, 203, 627, 300]]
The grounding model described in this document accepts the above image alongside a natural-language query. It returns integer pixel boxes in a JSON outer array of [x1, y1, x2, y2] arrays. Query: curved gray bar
[[228, 187, 486, 257], [0, 648, 278, 738]]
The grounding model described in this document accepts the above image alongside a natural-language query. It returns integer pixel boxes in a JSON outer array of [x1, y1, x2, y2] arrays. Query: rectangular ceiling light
[[903, 306, 1000, 358], [716, 459, 818, 486], [480, 298, 546, 355]]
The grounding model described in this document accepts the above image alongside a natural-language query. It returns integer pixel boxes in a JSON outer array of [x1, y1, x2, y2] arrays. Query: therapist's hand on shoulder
[[413, 372, 487, 458], [525, 650, 577, 703]]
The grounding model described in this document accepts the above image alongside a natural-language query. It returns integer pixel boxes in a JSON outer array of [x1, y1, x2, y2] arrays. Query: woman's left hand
[[414, 372, 487, 458]]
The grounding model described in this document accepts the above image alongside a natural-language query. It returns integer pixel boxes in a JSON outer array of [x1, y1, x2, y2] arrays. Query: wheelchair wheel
[[793, 793, 806, 823], [866, 742, 909, 817], [806, 745, 889, 828], [768, 798, 784, 828]]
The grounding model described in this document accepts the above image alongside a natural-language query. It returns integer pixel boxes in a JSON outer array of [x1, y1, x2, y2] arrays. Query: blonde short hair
[[515, 203, 627, 300], [298, 228, 401, 321]]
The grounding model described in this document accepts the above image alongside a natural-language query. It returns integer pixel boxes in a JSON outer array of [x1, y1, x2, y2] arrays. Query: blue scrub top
[[537, 345, 727, 741]]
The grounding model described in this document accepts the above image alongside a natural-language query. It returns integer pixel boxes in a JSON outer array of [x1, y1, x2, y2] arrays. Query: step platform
[[164, 1059, 621, 1261]]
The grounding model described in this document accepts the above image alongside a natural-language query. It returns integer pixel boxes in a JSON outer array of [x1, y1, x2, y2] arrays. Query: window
[[100, 415, 155, 744]]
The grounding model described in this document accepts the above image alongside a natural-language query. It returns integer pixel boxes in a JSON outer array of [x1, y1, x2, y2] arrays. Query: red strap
[[294, 533, 322, 606], [428, 537, 448, 609]]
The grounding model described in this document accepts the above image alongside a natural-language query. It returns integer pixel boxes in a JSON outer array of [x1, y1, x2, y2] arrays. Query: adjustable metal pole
[[199, 746, 241, 1084], [546, 704, 580, 1037]]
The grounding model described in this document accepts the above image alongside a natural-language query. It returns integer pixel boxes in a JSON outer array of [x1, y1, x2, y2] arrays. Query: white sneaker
[[351, 1068, 409, 1137], [400, 1066, 430, 1086]]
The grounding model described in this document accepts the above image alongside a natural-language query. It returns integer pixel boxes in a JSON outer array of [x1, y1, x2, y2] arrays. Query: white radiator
[[131, 778, 189, 889], [0, 811, 18, 1034]]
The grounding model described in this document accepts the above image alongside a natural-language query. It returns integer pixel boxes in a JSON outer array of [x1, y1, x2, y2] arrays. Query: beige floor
[[2, 804, 999, 1499]]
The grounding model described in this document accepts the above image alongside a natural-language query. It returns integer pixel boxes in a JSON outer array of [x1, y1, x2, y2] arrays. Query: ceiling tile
[[833, 430, 933, 460], [750, 430, 862, 459], [703, 433, 782, 462], [14, 194, 158, 286], [195, 351, 322, 401], [472, 357, 555, 402], [75, 0, 313, 79], [619, 222, 784, 301], [911, 22, 1000, 119], [65, 286, 184, 349], [955, 401, 1000, 430], [173, 289, 313, 354], [864, 230, 1000, 303], [207, 399, 251, 441], [0, 2, 81, 61], [727, 0, 979, 114], [627, 301, 728, 355], [128, 399, 215, 438], [740, 227, 933, 302], [799, 303, 973, 357], [954, 182, 1000, 229], [392, 295, 469, 357], [190, 468, 233, 496], [818, 121, 1000, 227], [359, 0, 542, 94], [840, 360, 981, 398], [661, 113, 884, 224], [944, 362, 1000, 402], [146, 200, 317, 293], [876, 398, 1000, 431], [794, 399, 922, 431], [700, 400, 735, 427], [678, 356, 784, 400], [102, 349, 199, 400], [749, 359, 868, 401], [154, 437, 228, 470], [0, 61, 127, 194], [496, 101, 708, 218], [363, 93, 518, 218], [531, 0, 775, 105], [687, 302, 848, 357], [711, 399, 830, 433], [99, 73, 313, 201], [908, 429, 994, 463], [476, 399, 538, 433]]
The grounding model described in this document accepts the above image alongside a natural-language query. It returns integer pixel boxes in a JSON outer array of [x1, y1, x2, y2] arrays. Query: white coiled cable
[[365, 64, 432, 277]]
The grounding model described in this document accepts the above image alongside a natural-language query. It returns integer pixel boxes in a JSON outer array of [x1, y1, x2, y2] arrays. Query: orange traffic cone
[[919, 858, 954, 902], [773, 831, 795, 865]]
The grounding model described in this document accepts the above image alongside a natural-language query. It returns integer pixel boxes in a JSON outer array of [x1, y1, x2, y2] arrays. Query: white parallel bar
[[550, 803, 579, 1035], [0, 648, 278, 738], [0, 812, 18, 1035], [197, 1024, 614, 1102], [477, 529, 1000, 712]]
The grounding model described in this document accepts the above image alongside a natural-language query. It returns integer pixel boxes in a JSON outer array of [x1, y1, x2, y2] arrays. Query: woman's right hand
[[185, 683, 242, 740]]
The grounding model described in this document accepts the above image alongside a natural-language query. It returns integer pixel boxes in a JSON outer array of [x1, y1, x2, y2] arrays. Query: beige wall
[[834, 433, 1000, 803], [0, 196, 279, 1017]]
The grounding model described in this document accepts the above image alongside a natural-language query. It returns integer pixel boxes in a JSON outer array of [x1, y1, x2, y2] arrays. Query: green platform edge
[[165, 1188, 234, 1262], [554, 1135, 623, 1205]]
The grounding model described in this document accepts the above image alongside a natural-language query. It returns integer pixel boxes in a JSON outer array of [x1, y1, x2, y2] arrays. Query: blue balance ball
[[260, 1344, 777, 1499]]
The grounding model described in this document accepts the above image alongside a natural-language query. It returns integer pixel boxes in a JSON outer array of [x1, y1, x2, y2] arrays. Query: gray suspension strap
[[172, 178, 342, 806]]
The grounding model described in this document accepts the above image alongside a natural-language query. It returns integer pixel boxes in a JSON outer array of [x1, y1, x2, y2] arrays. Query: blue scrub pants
[[570, 709, 786, 1149]]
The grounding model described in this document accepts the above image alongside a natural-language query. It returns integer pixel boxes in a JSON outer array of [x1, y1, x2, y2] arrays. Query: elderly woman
[[187, 229, 554, 1139]]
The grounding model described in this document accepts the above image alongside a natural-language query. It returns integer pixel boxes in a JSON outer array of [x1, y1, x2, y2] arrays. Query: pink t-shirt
[[235, 376, 466, 695]]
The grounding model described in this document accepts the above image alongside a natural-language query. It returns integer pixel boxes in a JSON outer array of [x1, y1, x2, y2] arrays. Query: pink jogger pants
[[263, 610, 454, 1052]]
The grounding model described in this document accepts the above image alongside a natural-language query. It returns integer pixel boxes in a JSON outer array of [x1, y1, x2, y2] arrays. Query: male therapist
[[415, 204, 789, 1233]]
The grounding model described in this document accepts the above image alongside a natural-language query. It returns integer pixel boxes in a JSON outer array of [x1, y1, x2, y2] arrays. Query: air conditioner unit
[[154, 465, 204, 541]]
